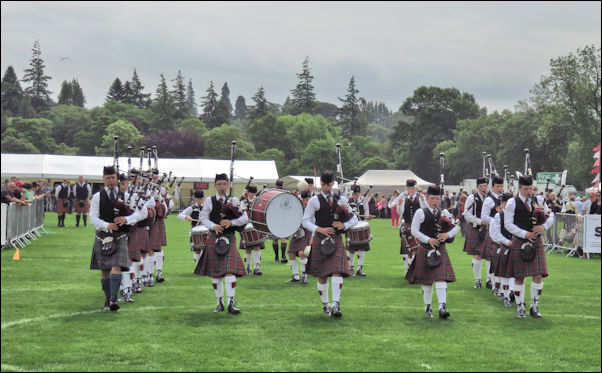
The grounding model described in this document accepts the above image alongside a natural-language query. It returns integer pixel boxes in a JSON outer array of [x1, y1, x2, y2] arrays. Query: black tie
[[109, 189, 116, 202]]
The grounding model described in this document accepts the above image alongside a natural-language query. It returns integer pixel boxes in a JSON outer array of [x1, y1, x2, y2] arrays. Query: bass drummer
[[346, 185, 372, 276], [238, 184, 265, 275], [178, 190, 205, 266]]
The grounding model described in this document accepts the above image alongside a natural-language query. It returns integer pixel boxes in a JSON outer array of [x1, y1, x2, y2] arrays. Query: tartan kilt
[[288, 229, 310, 255], [195, 232, 246, 278], [482, 232, 496, 261], [463, 225, 485, 256], [139, 227, 151, 253], [493, 244, 512, 278], [127, 229, 142, 262], [149, 221, 162, 252], [90, 233, 130, 271], [306, 234, 353, 278], [405, 244, 456, 285], [510, 237, 548, 280], [158, 218, 167, 246], [488, 241, 500, 274], [57, 198, 71, 214], [74, 198, 90, 213]]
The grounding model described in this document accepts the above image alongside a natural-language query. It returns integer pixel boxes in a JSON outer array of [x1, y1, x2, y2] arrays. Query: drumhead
[[265, 192, 303, 238], [349, 221, 369, 231], [191, 225, 209, 234]]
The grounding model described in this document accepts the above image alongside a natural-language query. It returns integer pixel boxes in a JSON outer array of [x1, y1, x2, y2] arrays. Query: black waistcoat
[[403, 194, 421, 223], [99, 189, 127, 233], [315, 194, 339, 228], [419, 208, 441, 239], [191, 203, 202, 228], [209, 196, 236, 235], [513, 196, 536, 232], [58, 184, 69, 199], [472, 193, 484, 218], [76, 183, 89, 199], [499, 212, 512, 240]]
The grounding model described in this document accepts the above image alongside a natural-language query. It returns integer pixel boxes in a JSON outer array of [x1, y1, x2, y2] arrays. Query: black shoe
[[274, 257, 279, 263], [509, 291, 515, 303], [76, 223, 79, 227], [253, 268, 262, 276], [133, 280, 143, 293], [425, 304, 433, 318], [474, 280, 482, 289], [350, 266, 355, 276], [322, 302, 331, 315], [214, 298, 225, 313], [503, 298, 511, 307], [438, 304, 450, 319], [486, 280, 492, 289], [103, 298, 110, 311], [228, 298, 241, 314], [280, 258, 288, 264], [356, 266, 366, 277], [530, 304, 542, 318], [517, 303, 526, 318], [301, 273, 308, 284], [109, 299, 119, 312], [331, 301, 342, 318], [289, 276, 300, 282], [156, 271, 164, 283], [246, 266, 251, 275]]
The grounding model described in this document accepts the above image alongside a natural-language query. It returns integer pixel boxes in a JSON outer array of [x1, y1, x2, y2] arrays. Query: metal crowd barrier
[[1, 199, 46, 250], [545, 213, 586, 257]]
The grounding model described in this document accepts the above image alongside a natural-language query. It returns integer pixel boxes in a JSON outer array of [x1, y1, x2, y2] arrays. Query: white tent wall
[[342, 170, 434, 195]]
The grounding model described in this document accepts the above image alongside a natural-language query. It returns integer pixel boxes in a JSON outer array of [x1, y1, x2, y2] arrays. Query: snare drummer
[[287, 190, 312, 283], [347, 185, 372, 276], [302, 170, 358, 318], [390, 179, 427, 275], [178, 190, 205, 265], [194, 173, 248, 315], [239, 185, 264, 275]]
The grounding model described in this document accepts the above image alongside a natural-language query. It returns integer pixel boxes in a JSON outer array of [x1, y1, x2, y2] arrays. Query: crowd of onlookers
[[1, 176, 58, 211]]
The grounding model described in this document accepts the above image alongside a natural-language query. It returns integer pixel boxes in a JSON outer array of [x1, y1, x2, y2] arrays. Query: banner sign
[[584, 215, 601, 254], [194, 182, 209, 190], [536, 172, 562, 185]]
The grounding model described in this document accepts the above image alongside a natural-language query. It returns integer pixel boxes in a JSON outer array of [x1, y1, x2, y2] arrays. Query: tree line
[[1, 41, 600, 189]]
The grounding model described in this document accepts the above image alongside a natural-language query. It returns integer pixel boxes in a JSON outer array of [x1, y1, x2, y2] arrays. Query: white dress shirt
[[464, 193, 487, 227], [73, 182, 92, 199], [480, 191, 501, 226], [89, 186, 139, 232], [178, 203, 202, 221], [200, 194, 248, 231], [503, 194, 554, 239], [391, 192, 428, 219], [411, 207, 461, 244], [302, 192, 358, 234], [489, 212, 512, 246]]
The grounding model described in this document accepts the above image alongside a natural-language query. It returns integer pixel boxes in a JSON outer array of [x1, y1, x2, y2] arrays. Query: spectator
[[590, 192, 601, 215], [564, 196, 578, 214], [13, 180, 25, 200], [368, 193, 378, 217], [2, 179, 8, 191], [386, 193, 392, 218], [389, 190, 401, 228], [1, 182, 28, 206], [582, 193, 596, 215], [22, 183, 36, 202], [377, 195, 387, 218], [547, 192, 562, 213], [575, 195, 583, 215], [451, 192, 458, 204], [442, 191, 452, 210]]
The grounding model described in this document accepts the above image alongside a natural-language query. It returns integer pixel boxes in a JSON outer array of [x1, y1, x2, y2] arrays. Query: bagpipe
[[214, 141, 243, 256], [436, 152, 456, 244], [521, 148, 549, 262]]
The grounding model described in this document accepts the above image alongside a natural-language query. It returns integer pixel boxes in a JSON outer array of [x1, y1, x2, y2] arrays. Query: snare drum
[[400, 226, 420, 253], [191, 225, 209, 251], [250, 188, 304, 239], [241, 223, 267, 248], [346, 221, 373, 245]]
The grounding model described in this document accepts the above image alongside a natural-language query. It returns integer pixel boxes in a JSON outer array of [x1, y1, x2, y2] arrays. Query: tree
[[71, 79, 85, 107], [58, 80, 74, 105], [202, 124, 255, 159], [290, 57, 316, 114], [122, 81, 134, 105], [1, 134, 40, 153], [4, 117, 57, 153], [1, 66, 23, 115], [144, 129, 204, 158], [130, 69, 151, 108], [300, 138, 337, 174], [338, 76, 364, 138], [220, 82, 233, 115], [18, 94, 36, 118], [256, 148, 286, 175], [247, 114, 288, 153], [359, 155, 389, 171], [200, 81, 220, 128], [152, 74, 175, 129], [43, 105, 93, 147], [249, 86, 268, 120], [233, 95, 247, 119], [177, 117, 208, 138], [106, 78, 125, 102], [186, 78, 197, 117], [171, 70, 188, 119], [96, 119, 144, 156], [21, 39, 52, 110]]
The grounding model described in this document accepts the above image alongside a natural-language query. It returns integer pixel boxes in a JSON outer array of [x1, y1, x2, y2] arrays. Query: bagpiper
[[462, 177, 490, 289], [178, 190, 205, 265], [74, 176, 92, 227]]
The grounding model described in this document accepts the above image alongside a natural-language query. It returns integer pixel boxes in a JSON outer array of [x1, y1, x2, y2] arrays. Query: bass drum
[[250, 188, 304, 239]]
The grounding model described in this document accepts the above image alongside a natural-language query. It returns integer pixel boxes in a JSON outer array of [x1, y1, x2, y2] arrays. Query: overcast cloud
[[1, 1, 600, 113]]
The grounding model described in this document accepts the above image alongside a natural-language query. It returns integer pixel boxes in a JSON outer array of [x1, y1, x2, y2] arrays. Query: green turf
[[1, 214, 600, 372]]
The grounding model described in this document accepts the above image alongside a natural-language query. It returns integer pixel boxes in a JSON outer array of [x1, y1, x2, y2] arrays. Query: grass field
[[1, 214, 601, 372]]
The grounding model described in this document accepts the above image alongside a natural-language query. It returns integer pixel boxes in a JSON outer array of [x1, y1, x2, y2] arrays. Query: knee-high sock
[[193, 251, 201, 265], [101, 278, 111, 301], [83, 214, 87, 225], [280, 242, 287, 258], [435, 282, 447, 309], [501, 277, 510, 298], [317, 282, 329, 304], [514, 284, 525, 306], [244, 252, 252, 267], [58, 214, 62, 226], [509, 277, 515, 291], [212, 277, 224, 303], [300, 258, 307, 273], [530, 282, 543, 306], [121, 268, 132, 290], [331, 277, 343, 303], [155, 251, 163, 272], [133, 261, 141, 280], [253, 250, 261, 268], [272, 241, 279, 258], [422, 284, 433, 306], [357, 251, 366, 267], [289, 259, 299, 278], [485, 260, 491, 281], [472, 258, 482, 281], [348, 253, 354, 268], [403, 254, 409, 273], [225, 275, 237, 303], [109, 273, 122, 301], [76, 214, 81, 225], [146, 255, 155, 277]]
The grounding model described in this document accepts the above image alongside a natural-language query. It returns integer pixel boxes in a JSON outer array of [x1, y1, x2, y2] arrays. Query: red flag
[[594, 144, 601, 152], [592, 166, 600, 174]]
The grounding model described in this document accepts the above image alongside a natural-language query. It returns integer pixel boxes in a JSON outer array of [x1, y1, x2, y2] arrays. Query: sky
[[1, 1, 600, 113]]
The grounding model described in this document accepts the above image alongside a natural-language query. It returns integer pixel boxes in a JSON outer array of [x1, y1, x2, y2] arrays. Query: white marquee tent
[[1, 153, 279, 183], [342, 170, 434, 195]]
